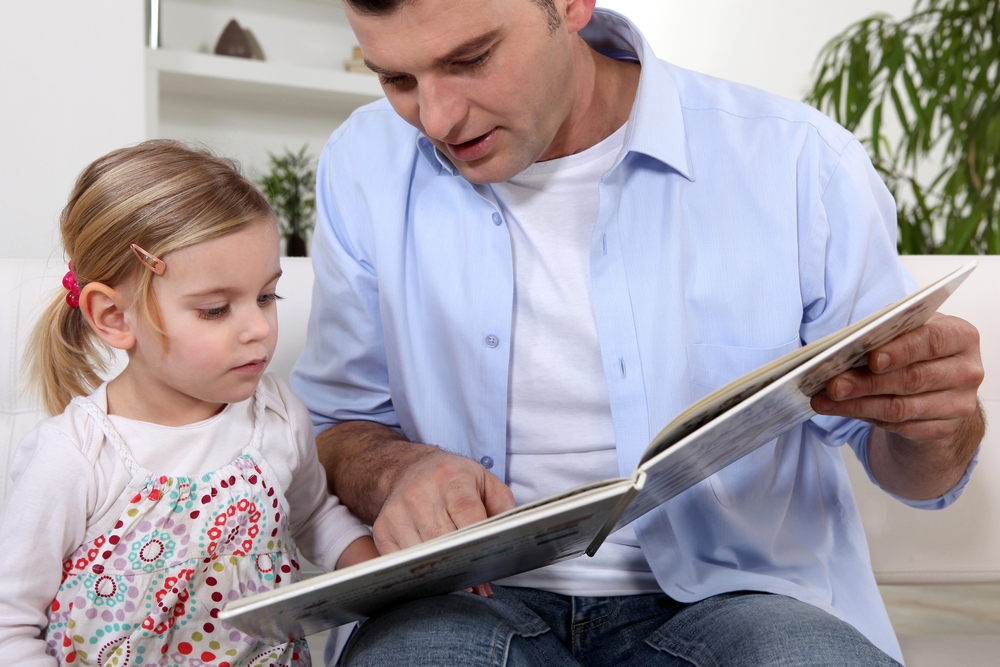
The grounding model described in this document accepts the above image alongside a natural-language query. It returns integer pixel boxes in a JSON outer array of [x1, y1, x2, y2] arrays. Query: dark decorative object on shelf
[[215, 19, 252, 59], [259, 146, 317, 257], [244, 28, 266, 60]]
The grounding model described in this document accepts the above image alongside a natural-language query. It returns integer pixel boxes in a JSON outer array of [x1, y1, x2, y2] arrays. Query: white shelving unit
[[145, 0, 384, 182]]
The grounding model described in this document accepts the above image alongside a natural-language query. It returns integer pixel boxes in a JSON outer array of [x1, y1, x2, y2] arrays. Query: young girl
[[0, 140, 379, 666]]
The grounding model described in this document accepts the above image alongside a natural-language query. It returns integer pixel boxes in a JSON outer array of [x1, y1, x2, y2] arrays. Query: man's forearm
[[317, 420, 440, 525], [867, 400, 986, 500]]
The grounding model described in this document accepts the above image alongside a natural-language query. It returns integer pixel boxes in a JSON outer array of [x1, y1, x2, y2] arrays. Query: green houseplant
[[258, 145, 317, 257], [807, 0, 998, 254]]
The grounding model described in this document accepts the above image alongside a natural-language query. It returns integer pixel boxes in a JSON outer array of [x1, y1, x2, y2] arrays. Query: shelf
[[147, 47, 384, 116]]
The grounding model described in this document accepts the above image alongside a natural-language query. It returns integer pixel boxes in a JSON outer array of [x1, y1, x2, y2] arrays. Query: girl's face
[[122, 220, 281, 424]]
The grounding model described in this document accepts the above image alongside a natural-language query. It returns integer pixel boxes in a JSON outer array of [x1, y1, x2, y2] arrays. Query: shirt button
[[492, 212, 502, 226], [480, 456, 494, 469], [485, 334, 499, 348]]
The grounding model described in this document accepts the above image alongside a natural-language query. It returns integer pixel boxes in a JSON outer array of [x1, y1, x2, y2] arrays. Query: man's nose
[[418, 78, 469, 142]]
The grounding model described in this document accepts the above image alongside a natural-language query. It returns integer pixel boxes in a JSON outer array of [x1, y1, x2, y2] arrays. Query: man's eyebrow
[[364, 28, 503, 77], [182, 270, 283, 299]]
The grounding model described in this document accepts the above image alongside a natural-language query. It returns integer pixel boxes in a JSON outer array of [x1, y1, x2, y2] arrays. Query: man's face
[[346, 0, 580, 184]]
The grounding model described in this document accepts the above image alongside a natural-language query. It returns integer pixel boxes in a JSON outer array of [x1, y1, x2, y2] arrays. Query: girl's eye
[[258, 292, 283, 307], [198, 304, 230, 320]]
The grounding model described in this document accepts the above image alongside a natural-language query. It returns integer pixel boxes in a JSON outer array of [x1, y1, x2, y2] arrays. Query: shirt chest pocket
[[687, 339, 801, 508]]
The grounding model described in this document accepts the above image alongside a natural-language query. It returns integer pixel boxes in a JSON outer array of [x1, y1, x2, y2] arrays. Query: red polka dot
[[67, 652, 76, 662], [52, 600, 61, 612], [211, 592, 223, 602], [178, 642, 193, 655], [102, 551, 112, 559], [281, 564, 290, 573], [202, 652, 216, 661], [206, 577, 217, 586], [109, 535, 120, 545], [201, 495, 211, 504], [114, 521, 124, 529], [92, 564, 104, 574], [248, 475, 257, 484], [210, 608, 219, 618], [63, 634, 70, 646], [203, 622, 215, 633]]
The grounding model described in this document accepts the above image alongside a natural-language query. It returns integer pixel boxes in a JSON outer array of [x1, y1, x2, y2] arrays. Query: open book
[[220, 260, 977, 640]]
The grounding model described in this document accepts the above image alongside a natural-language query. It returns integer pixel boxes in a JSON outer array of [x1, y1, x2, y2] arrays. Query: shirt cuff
[[859, 427, 980, 510]]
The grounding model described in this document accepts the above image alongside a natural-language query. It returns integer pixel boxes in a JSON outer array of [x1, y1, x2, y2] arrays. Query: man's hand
[[373, 447, 515, 554], [317, 420, 516, 552], [811, 313, 985, 499]]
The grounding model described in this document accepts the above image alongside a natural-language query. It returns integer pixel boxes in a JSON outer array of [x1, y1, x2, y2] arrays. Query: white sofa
[[2, 255, 997, 665]]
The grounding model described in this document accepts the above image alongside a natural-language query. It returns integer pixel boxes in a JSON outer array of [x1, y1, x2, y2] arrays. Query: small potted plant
[[258, 145, 316, 257]]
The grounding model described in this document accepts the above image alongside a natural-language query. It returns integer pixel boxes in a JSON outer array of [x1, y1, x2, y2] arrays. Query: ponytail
[[24, 289, 114, 416]]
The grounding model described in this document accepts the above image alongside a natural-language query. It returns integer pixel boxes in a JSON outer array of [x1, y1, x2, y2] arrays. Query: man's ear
[[79, 283, 136, 350], [563, 0, 596, 34]]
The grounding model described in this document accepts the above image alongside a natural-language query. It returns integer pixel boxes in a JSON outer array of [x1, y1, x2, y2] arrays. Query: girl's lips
[[233, 359, 267, 374], [446, 128, 499, 162]]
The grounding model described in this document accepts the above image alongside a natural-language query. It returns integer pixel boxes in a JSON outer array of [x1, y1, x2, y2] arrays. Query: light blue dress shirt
[[292, 9, 973, 663]]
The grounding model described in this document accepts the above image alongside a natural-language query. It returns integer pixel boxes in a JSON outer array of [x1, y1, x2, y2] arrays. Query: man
[[291, 1, 985, 665]]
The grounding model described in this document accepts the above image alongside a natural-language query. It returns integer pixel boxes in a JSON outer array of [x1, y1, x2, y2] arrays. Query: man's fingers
[[372, 450, 516, 553], [814, 387, 977, 421], [482, 472, 516, 517], [864, 314, 980, 374]]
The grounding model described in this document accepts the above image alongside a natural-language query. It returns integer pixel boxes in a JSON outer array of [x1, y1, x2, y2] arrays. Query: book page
[[220, 478, 636, 640]]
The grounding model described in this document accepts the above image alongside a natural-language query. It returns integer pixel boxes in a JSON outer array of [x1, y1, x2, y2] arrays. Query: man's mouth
[[445, 128, 499, 162]]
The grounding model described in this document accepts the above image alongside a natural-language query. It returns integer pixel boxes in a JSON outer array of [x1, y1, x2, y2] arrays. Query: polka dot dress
[[45, 389, 310, 666]]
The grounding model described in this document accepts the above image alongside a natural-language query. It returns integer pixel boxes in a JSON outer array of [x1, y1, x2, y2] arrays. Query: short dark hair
[[344, 0, 560, 31]]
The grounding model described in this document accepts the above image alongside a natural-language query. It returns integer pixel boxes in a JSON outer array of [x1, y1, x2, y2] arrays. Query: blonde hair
[[25, 140, 274, 416]]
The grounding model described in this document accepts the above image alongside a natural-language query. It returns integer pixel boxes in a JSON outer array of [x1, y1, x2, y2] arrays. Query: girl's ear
[[79, 283, 136, 350]]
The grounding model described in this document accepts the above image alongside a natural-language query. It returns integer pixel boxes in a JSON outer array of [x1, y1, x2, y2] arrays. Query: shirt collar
[[415, 7, 694, 181]]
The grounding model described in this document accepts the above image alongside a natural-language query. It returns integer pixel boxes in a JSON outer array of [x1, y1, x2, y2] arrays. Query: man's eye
[[378, 73, 414, 88], [458, 51, 491, 69]]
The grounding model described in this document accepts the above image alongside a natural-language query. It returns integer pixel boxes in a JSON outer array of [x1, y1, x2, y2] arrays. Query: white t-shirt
[[492, 123, 660, 595]]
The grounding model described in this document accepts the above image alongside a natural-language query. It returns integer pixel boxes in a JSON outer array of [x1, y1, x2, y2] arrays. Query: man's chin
[[452, 154, 527, 185]]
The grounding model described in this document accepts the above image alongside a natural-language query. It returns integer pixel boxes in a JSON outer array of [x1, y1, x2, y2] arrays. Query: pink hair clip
[[62, 262, 81, 308], [130, 244, 166, 275]]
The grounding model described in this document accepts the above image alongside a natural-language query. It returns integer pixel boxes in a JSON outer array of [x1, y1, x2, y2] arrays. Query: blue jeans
[[336, 586, 901, 666]]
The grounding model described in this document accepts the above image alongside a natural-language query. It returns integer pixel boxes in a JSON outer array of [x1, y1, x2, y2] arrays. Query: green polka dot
[[193, 632, 203, 641], [127, 508, 138, 517], [209, 641, 220, 650], [213, 562, 224, 572]]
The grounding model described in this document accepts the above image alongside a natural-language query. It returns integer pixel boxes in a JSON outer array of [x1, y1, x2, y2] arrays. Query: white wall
[[1, 0, 915, 260], [600, 0, 915, 102], [0, 1, 145, 260]]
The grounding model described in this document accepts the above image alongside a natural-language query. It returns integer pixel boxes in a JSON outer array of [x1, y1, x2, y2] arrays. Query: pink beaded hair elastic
[[130, 244, 166, 275], [62, 263, 81, 308]]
